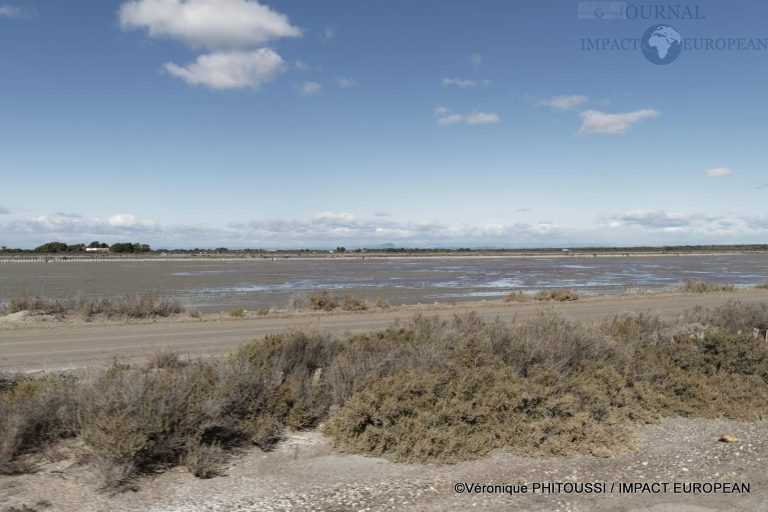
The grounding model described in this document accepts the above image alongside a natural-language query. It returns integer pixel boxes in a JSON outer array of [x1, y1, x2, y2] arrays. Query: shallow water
[[1, 255, 766, 312]]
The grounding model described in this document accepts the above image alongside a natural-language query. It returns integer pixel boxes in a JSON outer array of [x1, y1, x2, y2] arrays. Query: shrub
[[504, 291, 532, 303], [341, 296, 368, 311], [680, 279, 735, 293], [3, 305, 768, 485], [310, 292, 338, 311], [228, 308, 246, 318], [375, 298, 392, 309], [1, 295, 185, 320], [534, 288, 579, 301]]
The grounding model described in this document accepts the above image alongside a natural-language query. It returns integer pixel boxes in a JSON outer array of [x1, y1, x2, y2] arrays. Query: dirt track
[[2, 290, 768, 371]]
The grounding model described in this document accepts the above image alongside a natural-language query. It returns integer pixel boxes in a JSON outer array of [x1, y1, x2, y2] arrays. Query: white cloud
[[436, 113, 464, 126], [118, 0, 300, 49], [470, 53, 483, 66], [300, 81, 321, 95], [536, 95, 588, 110], [578, 109, 660, 136], [164, 49, 284, 90], [603, 210, 755, 236], [0, 5, 32, 18], [466, 112, 500, 125], [705, 167, 734, 177], [294, 59, 310, 71], [606, 210, 708, 229], [435, 107, 499, 126], [442, 77, 480, 88], [5, 210, 768, 249], [336, 77, 356, 88]]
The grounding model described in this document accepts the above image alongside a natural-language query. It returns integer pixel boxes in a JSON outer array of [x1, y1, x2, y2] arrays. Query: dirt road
[[2, 290, 768, 371]]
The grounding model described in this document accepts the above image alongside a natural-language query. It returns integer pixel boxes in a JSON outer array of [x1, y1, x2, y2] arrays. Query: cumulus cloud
[[300, 81, 320, 95], [705, 167, 734, 177], [605, 210, 708, 229], [164, 49, 284, 90], [118, 0, 300, 49], [0, 211, 573, 248], [578, 109, 660, 136], [1, 213, 158, 241], [536, 95, 588, 110], [603, 210, 760, 239], [435, 106, 499, 126], [441, 77, 489, 88]]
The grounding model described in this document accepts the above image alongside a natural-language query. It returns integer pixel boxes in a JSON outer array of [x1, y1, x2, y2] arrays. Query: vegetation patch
[[2, 301, 768, 487], [680, 279, 735, 293], [0, 295, 185, 320], [505, 289, 579, 302]]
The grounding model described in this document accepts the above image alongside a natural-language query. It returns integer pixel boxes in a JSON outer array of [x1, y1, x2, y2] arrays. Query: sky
[[1, 0, 767, 249]]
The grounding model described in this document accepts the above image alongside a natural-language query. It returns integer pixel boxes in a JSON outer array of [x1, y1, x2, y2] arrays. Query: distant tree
[[66, 244, 85, 252], [335, 246, 346, 253], [88, 241, 108, 249], [34, 242, 68, 253], [109, 242, 150, 253]]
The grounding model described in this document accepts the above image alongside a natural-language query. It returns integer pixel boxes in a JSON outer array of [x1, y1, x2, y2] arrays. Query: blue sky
[[1, 0, 767, 248]]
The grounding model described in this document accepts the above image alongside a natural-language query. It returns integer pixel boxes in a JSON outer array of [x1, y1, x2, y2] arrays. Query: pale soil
[[2, 289, 768, 372], [1, 418, 765, 512]]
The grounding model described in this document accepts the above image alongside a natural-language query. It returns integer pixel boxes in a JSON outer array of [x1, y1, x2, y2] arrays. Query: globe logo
[[593, 8, 605, 19], [641, 25, 682, 65]]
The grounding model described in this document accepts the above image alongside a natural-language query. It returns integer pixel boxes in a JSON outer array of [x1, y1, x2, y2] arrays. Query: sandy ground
[[1, 418, 765, 512], [2, 289, 768, 372]]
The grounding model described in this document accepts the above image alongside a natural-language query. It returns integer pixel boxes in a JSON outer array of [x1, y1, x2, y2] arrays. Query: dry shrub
[[228, 308, 246, 318], [341, 296, 368, 311], [375, 298, 391, 309], [4, 297, 67, 316], [3, 304, 768, 485], [685, 300, 768, 333], [310, 292, 338, 311], [183, 442, 226, 479], [534, 289, 579, 301], [1, 295, 185, 320], [147, 351, 186, 370], [504, 291, 532, 303], [680, 279, 735, 293], [0, 376, 76, 474], [756, 281, 768, 290]]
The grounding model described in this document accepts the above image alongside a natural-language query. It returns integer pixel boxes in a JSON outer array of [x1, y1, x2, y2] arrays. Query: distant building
[[85, 247, 109, 253]]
